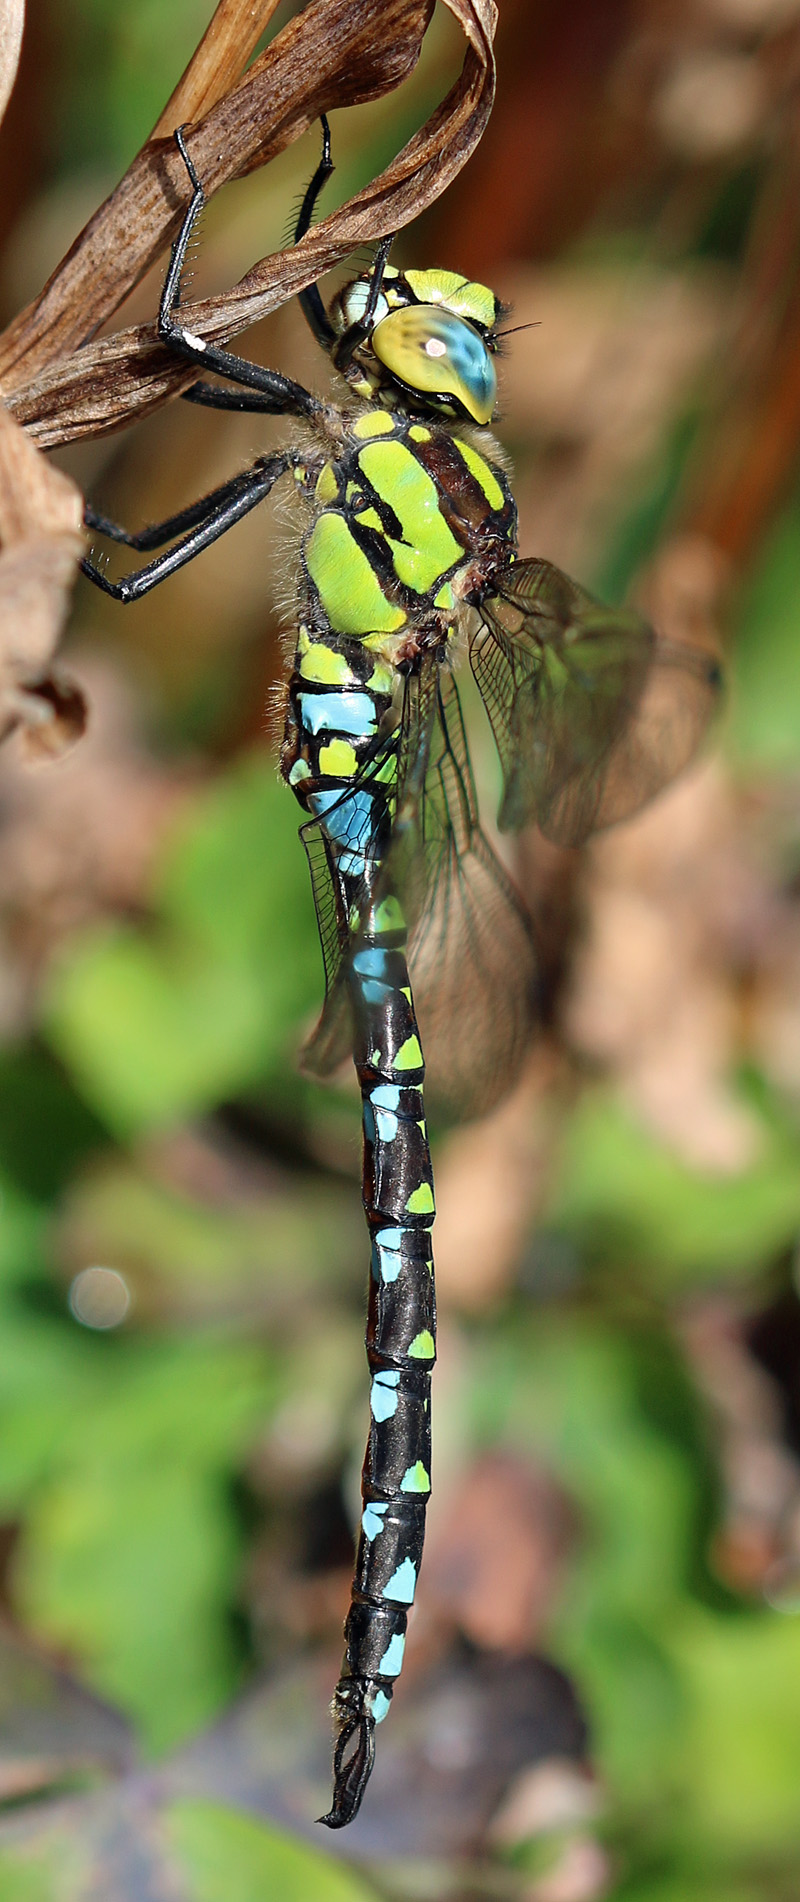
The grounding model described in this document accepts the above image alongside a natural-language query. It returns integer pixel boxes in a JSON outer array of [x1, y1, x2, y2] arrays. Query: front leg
[[81, 450, 297, 601], [159, 128, 321, 422]]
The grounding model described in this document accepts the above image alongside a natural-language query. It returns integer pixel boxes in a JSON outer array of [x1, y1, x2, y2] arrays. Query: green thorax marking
[[302, 413, 513, 645], [305, 513, 407, 636], [356, 438, 462, 593]]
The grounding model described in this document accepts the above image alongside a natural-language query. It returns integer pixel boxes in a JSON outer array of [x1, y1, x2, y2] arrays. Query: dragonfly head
[[328, 267, 502, 425]]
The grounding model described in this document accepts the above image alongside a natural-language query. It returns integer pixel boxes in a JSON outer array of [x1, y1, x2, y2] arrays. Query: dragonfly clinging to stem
[[81, 116, 721, 1828]]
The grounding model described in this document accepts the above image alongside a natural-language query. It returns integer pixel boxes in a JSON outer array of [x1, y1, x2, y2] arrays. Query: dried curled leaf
[[0, 404, 86, 756], [0, 0, 495, 763], [0, 0, 24, 130], [1, 0, 496, 445]]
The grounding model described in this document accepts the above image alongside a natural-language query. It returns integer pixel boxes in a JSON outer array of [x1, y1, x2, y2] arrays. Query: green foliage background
[[1, 1, 800, 1897]]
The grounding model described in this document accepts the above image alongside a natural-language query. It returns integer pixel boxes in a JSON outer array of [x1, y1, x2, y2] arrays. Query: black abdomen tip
[[318, 1711, 376, 1829]]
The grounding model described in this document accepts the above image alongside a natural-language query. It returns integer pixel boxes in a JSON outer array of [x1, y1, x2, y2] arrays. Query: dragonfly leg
[[81, 449, 297, 601], [296, 116, 337, 353], [332, 233, 396, 375], [82, 455, 299, 553], [161, 127, 321, 421]]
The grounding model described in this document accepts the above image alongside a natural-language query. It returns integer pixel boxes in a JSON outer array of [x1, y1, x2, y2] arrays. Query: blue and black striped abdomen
[[279, 405, 516, 1827]]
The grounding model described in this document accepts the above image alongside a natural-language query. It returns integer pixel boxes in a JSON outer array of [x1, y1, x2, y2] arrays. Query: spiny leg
[[331, 233, 396, 375], [170, 118, 396, 405], [295, 114, 337, 351], [83, 455, 295, 553], [293, 116, 397, 372], [162, 127, 321, 420], [81, 450, 299, 601]]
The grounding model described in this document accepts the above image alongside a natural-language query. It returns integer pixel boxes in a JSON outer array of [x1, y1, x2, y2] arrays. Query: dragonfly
[[81, 118, 721, 1827]]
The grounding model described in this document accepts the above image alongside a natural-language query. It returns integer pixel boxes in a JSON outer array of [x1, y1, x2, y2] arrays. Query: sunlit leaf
[[166, 1799, 379, 1902]]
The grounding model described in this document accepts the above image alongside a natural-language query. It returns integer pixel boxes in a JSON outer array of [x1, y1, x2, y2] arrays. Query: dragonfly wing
[[298, 659, 541, 1118], [297, 814, 354, 1080], [298, 663, 440, 1082], [405, 670, 541, 1121], [471, 557, 722, 846]]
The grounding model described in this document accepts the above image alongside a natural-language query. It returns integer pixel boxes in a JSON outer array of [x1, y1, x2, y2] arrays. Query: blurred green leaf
[[56, 0, 215, 170], [615, 1876, 761, 1902], [471, 1315, 697, 1802], [57, 1154, 362, 1319], [547, 1088, 800, 1282], [0, 1048, 104, 1201], [43, 756, 322, 1136], [0, 1849, 69, 1902], [166, 1799, 379, 1902], [12, 1336, 279, 1751], [728, 490, 800, 771], [670, 1607, 800, 1857]]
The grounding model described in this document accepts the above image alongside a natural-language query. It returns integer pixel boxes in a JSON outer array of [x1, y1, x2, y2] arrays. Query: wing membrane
[[299, 660, 541, 1118], [406, 671, 540, 1121], [472, 557, 722, 846], [299, 660, 440, 1082]]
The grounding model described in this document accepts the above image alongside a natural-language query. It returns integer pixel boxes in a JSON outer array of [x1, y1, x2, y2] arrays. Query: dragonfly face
[[80, 116, 722, 1835], [330, 265, 501, 423]]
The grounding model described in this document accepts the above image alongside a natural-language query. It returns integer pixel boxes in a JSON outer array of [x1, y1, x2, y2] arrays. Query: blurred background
[[0, 0, 800, 1896]]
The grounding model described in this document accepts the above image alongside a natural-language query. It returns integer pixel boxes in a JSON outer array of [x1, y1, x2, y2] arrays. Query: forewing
[[298, 663, 439, 1082], [297, 813, 354, 1081], [298, 662, 542, 1121], [406, 672, 541, 1121], [471, 557, 721, 846]]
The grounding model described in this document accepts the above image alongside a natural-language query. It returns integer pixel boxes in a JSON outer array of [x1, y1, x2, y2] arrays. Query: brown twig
[[0, 0, 495, 750], [0, 0, 496, 444]]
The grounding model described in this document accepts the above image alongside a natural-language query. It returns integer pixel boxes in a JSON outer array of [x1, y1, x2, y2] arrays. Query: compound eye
[[371, 304, 497, 424], [339, 282, 390, 329]]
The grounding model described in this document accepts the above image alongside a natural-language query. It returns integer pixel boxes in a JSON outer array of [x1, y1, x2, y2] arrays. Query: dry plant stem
[[675, 124, 800, 570], [150, 0, 286, 140], [0, 401, 85, 756], [0, 0, 496, 449], [0, 0, 436, 385]]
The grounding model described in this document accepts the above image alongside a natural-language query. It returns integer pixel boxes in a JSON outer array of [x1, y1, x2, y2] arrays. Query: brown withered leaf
[[0, 0, 24, 131], [0, 404, 86, 757], [1, 0, 497, 445]]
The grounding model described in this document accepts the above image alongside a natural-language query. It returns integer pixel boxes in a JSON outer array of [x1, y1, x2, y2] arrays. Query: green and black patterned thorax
[[282, 402, 517, 797], [81, 122, 722, 1836]]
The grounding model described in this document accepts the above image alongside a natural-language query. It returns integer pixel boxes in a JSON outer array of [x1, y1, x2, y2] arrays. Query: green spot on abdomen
[[371, 896, 405, 934], [299, 641, 354, 685], [406, 1181, 434, 1216], [367, 659, 394, 694], [395, 1034, 423, 1071], [306, 513, 405, 636], [400, 1460, 431, 1494], [318, 737, 358, 776], [408, 1329, 435, 1360]]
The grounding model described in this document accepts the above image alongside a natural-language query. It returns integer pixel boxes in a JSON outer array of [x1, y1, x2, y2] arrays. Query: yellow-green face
[[332, 266, 501, 426]]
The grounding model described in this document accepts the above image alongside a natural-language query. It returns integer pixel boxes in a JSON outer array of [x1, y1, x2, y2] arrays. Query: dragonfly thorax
[[298, 408, 517, 654]]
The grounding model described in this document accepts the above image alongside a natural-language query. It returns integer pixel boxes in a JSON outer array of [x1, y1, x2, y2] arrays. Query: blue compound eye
[[371, 304, 497, 424]]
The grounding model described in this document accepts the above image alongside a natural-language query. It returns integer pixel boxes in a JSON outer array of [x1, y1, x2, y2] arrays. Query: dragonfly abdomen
[[322, 907, 435, 1825], [282, 614, 436, 1825]]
